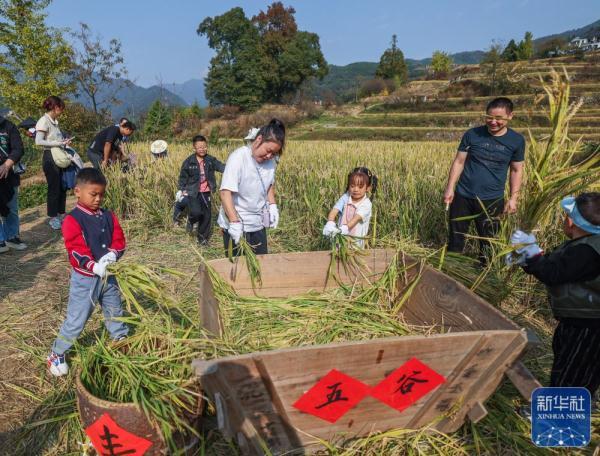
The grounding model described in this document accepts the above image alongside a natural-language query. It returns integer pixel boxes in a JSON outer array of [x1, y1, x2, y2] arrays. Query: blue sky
[[46, 0, 599, 87]]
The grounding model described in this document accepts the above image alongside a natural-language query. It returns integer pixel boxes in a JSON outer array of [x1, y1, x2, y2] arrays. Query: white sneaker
[[0, 242, 8, 253], [6, 237, 27, 250], [47, 352, 69, 376], [49, 217, 62, 230]]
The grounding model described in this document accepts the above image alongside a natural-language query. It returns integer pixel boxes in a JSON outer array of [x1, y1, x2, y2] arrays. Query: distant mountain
[[534, 19, 600, 48], [306, 62, 377, 102], [73, 78, 187, 121], [309, 50, 487, 102], [165, 79, 207, 106]]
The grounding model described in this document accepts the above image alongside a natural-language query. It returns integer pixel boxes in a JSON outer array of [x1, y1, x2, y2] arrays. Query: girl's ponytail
[[257, 118, 286, 153]]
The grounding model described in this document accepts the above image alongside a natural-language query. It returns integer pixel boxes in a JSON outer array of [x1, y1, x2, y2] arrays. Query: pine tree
[[143, 100, 172, 138], [517, 31, 534, 60], [375, 35, 408, 84], [501, 39, 520, 62]]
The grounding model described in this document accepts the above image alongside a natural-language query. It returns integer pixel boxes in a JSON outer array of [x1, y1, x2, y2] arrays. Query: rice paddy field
[[1, 73, 599, 455]]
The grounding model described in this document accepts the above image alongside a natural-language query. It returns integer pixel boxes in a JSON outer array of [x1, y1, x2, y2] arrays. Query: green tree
[[430, 50, 452, 78], [197, 7, 268, 109], [517, 31, 534, 60], [188, 101, 203, 118], [0, 0, 74, 116], [70, 22, 129, 117], [143, 99, 172, 137], [481, 42, 503, 94], [375, 35, 408, 84], [252, 2, 327, 102], [501, 39, 520, 62]]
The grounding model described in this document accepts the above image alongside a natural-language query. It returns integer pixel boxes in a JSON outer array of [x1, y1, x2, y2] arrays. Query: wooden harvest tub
[[194, 249, 540, 455]]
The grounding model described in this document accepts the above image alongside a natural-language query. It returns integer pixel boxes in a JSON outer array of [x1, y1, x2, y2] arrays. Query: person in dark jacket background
[[176, 135, 225, 245], [508, 192, 600, 396], [0, 116, 26, 252]]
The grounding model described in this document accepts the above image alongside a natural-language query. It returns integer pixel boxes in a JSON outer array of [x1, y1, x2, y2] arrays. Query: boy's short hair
[[486, 97, 514, 114], [121, 120, 136, 131], [577, 192, 600, 226], [192, 135, 207, 144], [76, 168, 107, 187]]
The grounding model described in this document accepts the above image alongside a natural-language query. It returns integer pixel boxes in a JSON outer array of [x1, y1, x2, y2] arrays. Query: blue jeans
[[52, 272, 128, 355], [0, 186, 19, 242]]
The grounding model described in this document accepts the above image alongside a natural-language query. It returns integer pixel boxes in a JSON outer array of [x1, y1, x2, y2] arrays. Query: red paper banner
[[293, 369, 371, 423], [370, 357, 445, 412], [85, 412, 153, 456]]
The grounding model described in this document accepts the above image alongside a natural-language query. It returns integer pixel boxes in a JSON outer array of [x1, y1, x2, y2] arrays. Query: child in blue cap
[[508, 192, 600, 396]]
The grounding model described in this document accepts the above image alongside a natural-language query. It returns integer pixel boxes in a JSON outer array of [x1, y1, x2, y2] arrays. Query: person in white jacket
[[35, 96, 72, 230]]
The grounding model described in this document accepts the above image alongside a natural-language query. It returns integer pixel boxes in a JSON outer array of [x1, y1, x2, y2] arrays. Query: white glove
[[510, 230, 542, 257], [92, 261, 108, 278], [269, 204, 279, 229], [340, 225, 350, 236], [506, 230, 542, 266], [175, 190, 184, 203], [228, 222, 243, 244], [322, 221, 339, 237], [99, 252, 117, 265]]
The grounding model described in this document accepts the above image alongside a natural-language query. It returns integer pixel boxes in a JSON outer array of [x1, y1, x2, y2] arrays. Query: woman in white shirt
[[217, 119, 285, 255], [35, 96, 72, 230]]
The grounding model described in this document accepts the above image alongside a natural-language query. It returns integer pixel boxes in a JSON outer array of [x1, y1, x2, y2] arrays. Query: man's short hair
[[576, 192, 600, 226], [121, 120, 136, 131], [192, 135, 207, 144], [76, 168, 107, 187], [486, 97, 514, 114]]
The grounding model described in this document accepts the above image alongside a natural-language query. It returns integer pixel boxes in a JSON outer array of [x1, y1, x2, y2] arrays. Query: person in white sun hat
[[150, 139, 168, 159]]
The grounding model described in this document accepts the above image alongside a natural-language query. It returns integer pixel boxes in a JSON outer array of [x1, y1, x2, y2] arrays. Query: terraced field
[[292, 54, 600, 142]]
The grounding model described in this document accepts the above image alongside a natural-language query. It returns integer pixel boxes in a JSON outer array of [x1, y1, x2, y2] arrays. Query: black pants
[[448, 193, 503, 263], [188, 192, 212, 244], [551, 321, 600, 397], [173, 196, 189, 222], [88, 150, 102, 170], [223, 228, 268, 256], [42, 150, 67, 217]]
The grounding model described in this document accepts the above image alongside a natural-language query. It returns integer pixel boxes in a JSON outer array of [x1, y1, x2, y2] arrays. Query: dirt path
[[0, 197, 225, 454], [0, 200, 75, 450]]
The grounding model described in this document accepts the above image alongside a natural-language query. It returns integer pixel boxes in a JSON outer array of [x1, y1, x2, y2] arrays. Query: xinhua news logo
[[531, 387, 591, 447]]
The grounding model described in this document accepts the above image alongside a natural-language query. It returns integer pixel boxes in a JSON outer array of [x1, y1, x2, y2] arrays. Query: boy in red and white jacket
[[47, 168, 128, 376]]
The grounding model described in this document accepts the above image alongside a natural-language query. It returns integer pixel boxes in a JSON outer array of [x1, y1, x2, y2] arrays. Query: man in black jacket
[[177, 135, 225, 244], [0, 116, 25, 253]]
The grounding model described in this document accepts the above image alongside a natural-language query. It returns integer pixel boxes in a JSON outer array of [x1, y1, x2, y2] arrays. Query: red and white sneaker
[[47, 352, 69, 377]]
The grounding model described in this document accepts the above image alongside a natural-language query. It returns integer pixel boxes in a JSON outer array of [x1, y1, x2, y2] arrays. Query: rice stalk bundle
[[327, 232, 368, 286], [519, 68, 600, 231], [227, 237, 262, 289], [78, 262, 228, 452]]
